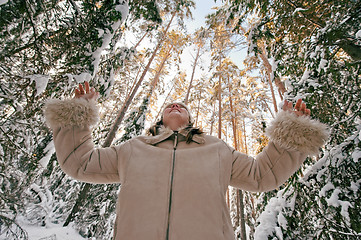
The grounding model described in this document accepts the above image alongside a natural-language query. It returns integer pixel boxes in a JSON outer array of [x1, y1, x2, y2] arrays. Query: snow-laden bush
[[255, 124, 361, 239]]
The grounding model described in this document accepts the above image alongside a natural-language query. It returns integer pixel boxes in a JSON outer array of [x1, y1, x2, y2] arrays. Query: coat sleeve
[[229, 110, 329, 192], [44, 98, 131, 184]]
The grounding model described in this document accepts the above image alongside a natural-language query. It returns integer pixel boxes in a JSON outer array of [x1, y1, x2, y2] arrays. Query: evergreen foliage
[[0, 0, 160, 238], [222, 0, 361, 238]]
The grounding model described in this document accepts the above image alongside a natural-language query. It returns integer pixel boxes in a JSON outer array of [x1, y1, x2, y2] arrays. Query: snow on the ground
[[21, 222, 85, 240]]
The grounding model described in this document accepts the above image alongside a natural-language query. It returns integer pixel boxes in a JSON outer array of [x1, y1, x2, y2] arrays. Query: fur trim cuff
[[266, 110, 329, 155], [44, 98, 99, 128]]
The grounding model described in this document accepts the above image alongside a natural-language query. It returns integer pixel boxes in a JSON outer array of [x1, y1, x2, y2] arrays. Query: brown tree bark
[[184, 46, 201, 105], [228, 77, 247, 240], [147, 46, 173, 99], [259, 44, 278, 114], [102, 12, 176, 147]]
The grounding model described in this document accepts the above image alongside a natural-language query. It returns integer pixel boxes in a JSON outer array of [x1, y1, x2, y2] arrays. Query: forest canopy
[[0, 0, 360, 239]]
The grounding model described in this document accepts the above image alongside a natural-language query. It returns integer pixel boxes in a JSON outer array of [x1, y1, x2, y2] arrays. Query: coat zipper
[[166, 131, 178, 240]]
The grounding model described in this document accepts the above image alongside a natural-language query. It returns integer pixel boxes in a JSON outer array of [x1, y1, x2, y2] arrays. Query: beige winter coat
[[44, 98, 328, 240]]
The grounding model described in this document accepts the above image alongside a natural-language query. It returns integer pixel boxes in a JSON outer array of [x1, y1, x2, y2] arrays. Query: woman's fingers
[[74, 88, 81, 98], [282, 99, 311, 117], [79, 83, 85, 94], [300, 102, 306, 113], [74, 81, 99, 100], [282, 100, 291, 111], [85, 81, 90, 93], [294, 99, 302, 111]]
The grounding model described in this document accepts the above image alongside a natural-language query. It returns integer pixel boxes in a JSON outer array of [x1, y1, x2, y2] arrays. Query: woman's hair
[[147, 122, 203, 144], [147, 119, 165, 136]]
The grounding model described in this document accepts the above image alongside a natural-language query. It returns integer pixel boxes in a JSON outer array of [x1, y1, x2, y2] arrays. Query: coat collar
[[144, 126, 205, 145]]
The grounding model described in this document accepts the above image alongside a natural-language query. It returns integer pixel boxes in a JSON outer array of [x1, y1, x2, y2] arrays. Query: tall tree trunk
[[238, 190, 247, 240], [195, 97, 201, 126], [259, 44, 278, 114], [125, 64, 142, 99], [63, 183, 91, 226], [242, 118, 248, 154], [184, 46, 201, 105], [228, 77, 247, 240], [218, 65, 222, 139], [210, 103, 215, 135], [259, 45, 286, 102], [63, 13, 176, 226], [133, 30, 149, 49], [103, 12, 175, 147], [228, 77, 238, 150], [147, 46, 173, 99]]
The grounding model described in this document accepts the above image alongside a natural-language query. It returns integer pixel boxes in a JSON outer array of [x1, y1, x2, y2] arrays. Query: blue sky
[[185, 0, 222, 32], [181, 0, 246, 77]]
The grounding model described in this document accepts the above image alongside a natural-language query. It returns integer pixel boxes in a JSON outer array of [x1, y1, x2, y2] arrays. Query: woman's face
[[162, 103, 190, 129]]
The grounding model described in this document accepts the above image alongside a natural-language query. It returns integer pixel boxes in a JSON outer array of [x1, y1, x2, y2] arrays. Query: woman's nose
[[171, 104, 180, 108]]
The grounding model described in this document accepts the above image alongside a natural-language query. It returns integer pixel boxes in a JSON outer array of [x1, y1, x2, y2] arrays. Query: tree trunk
[[218, 65, 222, 139], [259, 45, 286, 100], [242, 118, 248, 154], [227, 77, 238, 150], [228, 78, 247, 240], [133, 30, 149, 49], [102, 12, 175, 147], [259, 44, 278, 114], [63, 13, 176, 226], [210, 103, 215, 135], [63, 183, 91, 226], [147, 46, 173, 99], [238, 190, 247, 240], [195, 97, 201, 126], [184, 46, 201, 105]]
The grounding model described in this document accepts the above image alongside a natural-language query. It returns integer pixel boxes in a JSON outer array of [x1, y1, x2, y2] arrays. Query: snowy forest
[[0, 0, 360, 239]]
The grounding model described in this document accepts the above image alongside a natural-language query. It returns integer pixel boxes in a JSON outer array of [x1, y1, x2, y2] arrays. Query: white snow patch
[[351, 148, 361, 162], [64, 73, 74, 86], [350, 180, 361, 195], [275, 226, 283, 239], [0, 0, 8, 6], [99, 204, 106, 216], [318, 59, 328, 73], [254, 190, 293, 240], [21, 221, 85, 240], [293, 8, 307, 15], [39, 141, 55, 168], [319, 182, 334, 197], [73, 72, 92, 83], [277, 212, 287, 229], [91, 2, 129, 77], [97, 28, 105, 38], [116, 1, 129, 22], [326, 188, 352, 224], [26, 75, 50, 96], [299, 69, 311, 84], [356, 30, 361, 39]]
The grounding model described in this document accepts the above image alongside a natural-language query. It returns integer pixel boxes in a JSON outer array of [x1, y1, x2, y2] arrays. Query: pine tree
[[219, 0, 361, 238], [0, 0, 163, 238]]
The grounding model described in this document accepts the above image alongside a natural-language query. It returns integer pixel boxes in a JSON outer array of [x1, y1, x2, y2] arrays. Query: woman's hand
[[282, 99, 311, 117], [74, 81, 99, 101]]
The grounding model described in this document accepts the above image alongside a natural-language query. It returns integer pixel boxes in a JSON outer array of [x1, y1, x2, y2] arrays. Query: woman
[[44, 81, 328, 240]]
